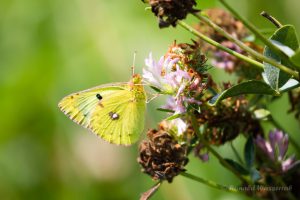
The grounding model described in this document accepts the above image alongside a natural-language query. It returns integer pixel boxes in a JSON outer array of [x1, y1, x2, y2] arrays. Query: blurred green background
[[1, 0, 300, 199]]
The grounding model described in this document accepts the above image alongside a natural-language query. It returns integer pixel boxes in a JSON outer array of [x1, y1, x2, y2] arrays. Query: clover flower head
[[255, 129, 300, 172], [143, 51, 202, 137], [162, 96, 201, 136], [164, 96, 186, 114], [169, 118, 188, 136], [143, 53, 192, 95], [162, 97, 187, 136]]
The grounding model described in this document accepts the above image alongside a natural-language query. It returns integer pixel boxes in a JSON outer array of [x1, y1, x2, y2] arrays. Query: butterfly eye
[[96, 93, 103, 100]]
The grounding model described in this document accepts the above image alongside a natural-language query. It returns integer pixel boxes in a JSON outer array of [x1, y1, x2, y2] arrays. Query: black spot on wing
[[96, 93, 103, 100]]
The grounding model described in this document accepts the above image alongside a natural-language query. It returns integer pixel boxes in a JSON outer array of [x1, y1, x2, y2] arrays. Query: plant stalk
[[260, 11, 283, 28], [193, 13, 299, 79], [177, 20, 264, 70], [219, 0, 299, 79], [231, 142, 244, 164], [181, 172, 241, 193]]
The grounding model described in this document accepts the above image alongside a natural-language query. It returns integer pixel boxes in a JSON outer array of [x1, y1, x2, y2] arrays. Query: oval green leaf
[[290, 48, 300, 68], [208, 80, 279, 106], [263, 25, 299, 90], [244, 136, 255, 169], [223, 159, 249, 175]]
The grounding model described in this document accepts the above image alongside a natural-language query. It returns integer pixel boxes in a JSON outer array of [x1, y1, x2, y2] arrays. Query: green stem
[[193, 13, 299, 79], [190, 114, 251, 184], [177, 20, 264, 70], [219, 0, 299, 79], [269, 117, 300, 153], [181, 172, 241, 193]]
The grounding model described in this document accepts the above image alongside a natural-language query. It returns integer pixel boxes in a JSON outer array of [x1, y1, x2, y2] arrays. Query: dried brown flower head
[[165, 41, 207, 70], [195, 95, 263, 145], [196, 8, 248, 44], [137, 129, 188, 182], [164, 41, 215, 95], [147, 0, 198, 28]]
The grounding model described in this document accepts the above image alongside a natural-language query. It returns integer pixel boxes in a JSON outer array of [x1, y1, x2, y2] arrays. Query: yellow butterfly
[[58, 74, 146, 146]]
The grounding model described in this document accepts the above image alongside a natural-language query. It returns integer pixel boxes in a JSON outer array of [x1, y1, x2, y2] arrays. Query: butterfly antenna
[[131, 51, 137, 76], [146, 93, 161, 103]]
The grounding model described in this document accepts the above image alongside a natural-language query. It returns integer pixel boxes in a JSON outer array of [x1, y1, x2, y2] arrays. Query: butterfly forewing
[[58, 82, 146, 145]]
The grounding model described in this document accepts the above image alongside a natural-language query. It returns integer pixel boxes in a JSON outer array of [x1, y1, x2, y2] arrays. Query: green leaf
[[253, 109, 271, 120], [150, 86, 162, 93], [244, 136, 255, 169], [156, 108, 175, 113], [274, 25, 299, 51], [165, 113, 182, 121], [290, 48, 300, 67], [223, 159, 249, 175], [208, 80, 279, 106], [272, 40, 295, 57], [279, 79, 300, 92], [263, 25, 299, 90]]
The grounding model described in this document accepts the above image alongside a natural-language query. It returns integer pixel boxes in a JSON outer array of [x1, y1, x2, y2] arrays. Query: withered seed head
[[137, 129, 188, 182], [147, 0, 198, 28], [196, 8, 248, 44], [195, 95, 263, 145], [165, 41, 207, 71]]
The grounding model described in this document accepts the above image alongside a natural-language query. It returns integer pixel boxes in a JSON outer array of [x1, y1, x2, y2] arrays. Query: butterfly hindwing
[[58, 82, 146, 145], [58, 84, 126, 127], [89, 89, 146, 145]]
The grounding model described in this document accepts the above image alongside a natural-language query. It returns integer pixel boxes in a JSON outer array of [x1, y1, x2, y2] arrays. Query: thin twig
[[181, 172, 241, 193], [193, 13, 299, 79], [140, 182, 162, 200], [177, 20, 264, 70], [260, 11, 283, 28], [219, 0, 299, 80], [231, 142, 244, 164]]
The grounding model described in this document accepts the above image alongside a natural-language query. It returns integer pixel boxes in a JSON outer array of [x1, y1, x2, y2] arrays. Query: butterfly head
[[131, 74, 143, 84], [129, 74, 145, 94]]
